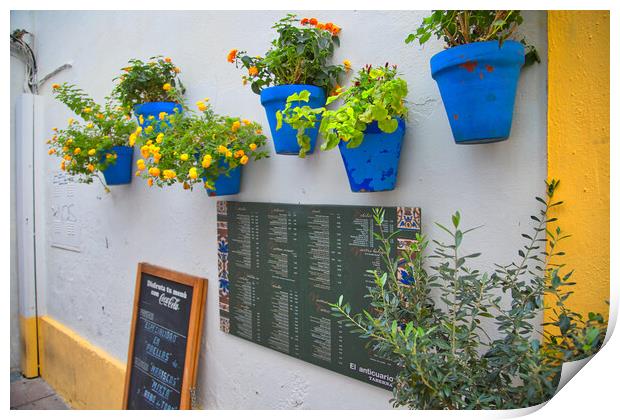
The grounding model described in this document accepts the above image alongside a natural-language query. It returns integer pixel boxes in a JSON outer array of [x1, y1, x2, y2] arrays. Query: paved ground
[[10, 372, 70, 410]]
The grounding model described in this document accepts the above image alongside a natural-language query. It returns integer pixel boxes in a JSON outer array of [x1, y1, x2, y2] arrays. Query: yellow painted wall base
[[19, 314, 39, 378], [546, 11, 610, 323], [38, 316, 126, 409]]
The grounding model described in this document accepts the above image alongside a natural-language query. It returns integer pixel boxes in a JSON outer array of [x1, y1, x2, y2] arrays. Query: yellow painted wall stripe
[[38, 316, 126, 409], [19, 315, 39, 378], [546, 11, 610, 320]]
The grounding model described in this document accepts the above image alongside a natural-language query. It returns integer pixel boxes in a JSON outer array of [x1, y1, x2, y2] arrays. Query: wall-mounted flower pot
[[338, 118, 406, 192], [430, 40, 525, 144], [133, 102, 182, 131], [260, 84, 326, 155], [205, 160, 242, 197], [101, 145, 134, 185]]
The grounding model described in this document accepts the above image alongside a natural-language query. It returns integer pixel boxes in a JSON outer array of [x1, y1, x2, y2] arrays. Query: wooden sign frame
[[123, 262, 207, 410]]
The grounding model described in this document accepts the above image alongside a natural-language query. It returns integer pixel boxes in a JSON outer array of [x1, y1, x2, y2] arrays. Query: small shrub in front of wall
[[112, 55, 185, 111], [134, 99, 268, 191], [331, 180, 607, 409], [47, 83, 138, 190]]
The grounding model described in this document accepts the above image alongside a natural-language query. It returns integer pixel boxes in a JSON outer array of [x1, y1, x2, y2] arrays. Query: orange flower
[[330, 84, 342, 97], [300, 18, 309, 25], [324, 22, 334, 31], [309, 18, 318, 26], [331, 25, 341, 36], [52, 83, 60, 89], [227, 49, 238, 63], [147, 178, 154, 187], [164, 57, 172, 63], [173, 67, 181, 73], [231, 121, 241, 132], [317, 23, 325, 30], [240, 155, 249, 165], [248, 66, 258, 77]]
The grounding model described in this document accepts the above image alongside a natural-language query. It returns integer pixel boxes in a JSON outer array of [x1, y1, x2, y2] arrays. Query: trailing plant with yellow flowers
[[228, 14, 346, 95], [112, 55, 185, 110], [277, 64, 408, 155], [47, 83, 138, 189], [134, 99, 268, 190]]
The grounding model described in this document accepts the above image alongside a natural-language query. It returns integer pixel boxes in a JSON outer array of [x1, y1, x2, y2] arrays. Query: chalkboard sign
[[217, 201, 421, 390], [123, 263, 207, 410]]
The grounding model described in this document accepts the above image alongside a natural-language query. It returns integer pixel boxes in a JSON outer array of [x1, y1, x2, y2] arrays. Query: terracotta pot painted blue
[[101, 145, 133, 185], [260, 85, 326, 155], [431, 40, 525, 144], [133, 102, 182, 131], [338, 118, 406, 193], [204, 160, 242, 197]]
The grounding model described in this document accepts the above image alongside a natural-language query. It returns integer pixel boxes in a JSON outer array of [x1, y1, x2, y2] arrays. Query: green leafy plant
[[134, 98, 268, 189], [47, 83, 138, 191], [276, 64, 408, 157], [112, 55, 185, 110], [228, 14, 345, 95], [330, 180, 607, 409], [405, 10, 540, 66]]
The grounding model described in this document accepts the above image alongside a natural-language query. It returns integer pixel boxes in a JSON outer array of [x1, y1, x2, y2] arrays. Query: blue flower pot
[[338, 118, 406, 192], [430, 40, 525, 144], [101, 145, 133, 185], [204, 160, 242, 197], [260, 84, 326, 155], [133, 102, 182, 131]]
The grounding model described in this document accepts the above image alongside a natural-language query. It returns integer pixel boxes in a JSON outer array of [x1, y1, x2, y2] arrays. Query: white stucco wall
[[15, 10, 547, 409]]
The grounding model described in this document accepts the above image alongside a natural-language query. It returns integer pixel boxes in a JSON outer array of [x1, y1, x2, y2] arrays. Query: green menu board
[[217, 201, 421, 390]]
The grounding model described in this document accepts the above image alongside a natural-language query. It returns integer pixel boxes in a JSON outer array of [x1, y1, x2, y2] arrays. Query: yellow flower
[[203, 97, 210, 103], [249, 143, 257, 151], [156, 133, 164, 144], [145, 126, 153, 134], [231, 121, 241, 132], [149, 167, 161, 177], [140, 145, 150, 159], [196, 101, 207, 112], [248, 66, 258, 77], [180, 153, 189, 161], [48, 148, 56, 155], [83, 107, 92, 113], [135, 170, 141, 176], [217, 145, 228, 154], [88, 149, 96, 156], [52, 127, 58, 131], [68, 118, 74, 125], [136, 126, 143, 135], [73, 147, 81, 155], [86, 123, 94, 129], [159, 112, 167, 120], [204, 181, 214, 190], [163, 83, 172, 91], [88, 164, 95, 172], [225, 150, 232, 158], [137, 159, 146, 170], [63, 155, 71, 161], [188, 167, 198, 180], [234, 150, 245, 159], [62, 146, 69, 152], [242, 119, 251, 125], [343, 59, 352, 72], [139, 115, 144, 124], [240, 155, 249, 165], [202, 154, 212, 168], [129, 133, 137, 147], [66, 138, 73, 145], [163, 169, 176, 180]]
